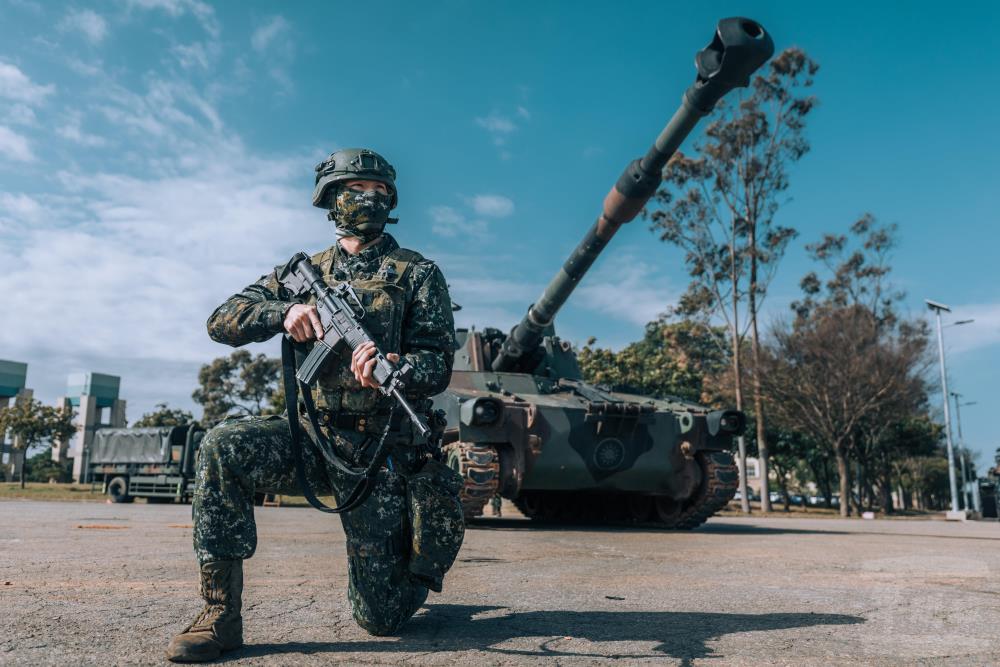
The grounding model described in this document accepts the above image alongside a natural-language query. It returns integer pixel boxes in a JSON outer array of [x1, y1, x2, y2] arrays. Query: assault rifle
[[277, 251, 431, 438]]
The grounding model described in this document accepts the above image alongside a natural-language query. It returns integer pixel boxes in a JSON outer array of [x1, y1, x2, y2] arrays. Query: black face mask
[[331, 188, 393, 242]]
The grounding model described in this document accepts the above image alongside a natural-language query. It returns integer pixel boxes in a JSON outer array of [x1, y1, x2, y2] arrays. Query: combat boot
[[165, 560, 244, 663]]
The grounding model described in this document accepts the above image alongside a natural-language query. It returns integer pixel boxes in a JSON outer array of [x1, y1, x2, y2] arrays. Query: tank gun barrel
[[492, 18, 774, 373]]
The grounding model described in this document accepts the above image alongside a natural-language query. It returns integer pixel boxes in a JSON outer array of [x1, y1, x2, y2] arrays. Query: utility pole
[[951, 392, 981, 513], [925, 300, 962, 519]]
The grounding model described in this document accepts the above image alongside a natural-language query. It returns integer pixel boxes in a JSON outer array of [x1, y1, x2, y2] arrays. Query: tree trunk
[[836, 444, 851, 518], [810, 458, 834, 509], [747, 231, 770, 513], [774, 464, 790, 511], [730, 270, 749, 514]]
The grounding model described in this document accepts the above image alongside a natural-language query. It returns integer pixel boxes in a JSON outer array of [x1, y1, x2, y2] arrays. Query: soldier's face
[[344, 179, 390, 196]]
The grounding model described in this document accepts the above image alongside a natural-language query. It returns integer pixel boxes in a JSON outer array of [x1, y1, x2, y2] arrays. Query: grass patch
[[0, 482, 107, 502]]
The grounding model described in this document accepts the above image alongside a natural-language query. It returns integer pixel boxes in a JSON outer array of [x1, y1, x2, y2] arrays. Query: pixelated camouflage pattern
[[200, 235, 459, 634], [193, 414, 434, 635], [206, 234, 455, 407], [333, 188, 393, 241], [405, 458, 465, 592]]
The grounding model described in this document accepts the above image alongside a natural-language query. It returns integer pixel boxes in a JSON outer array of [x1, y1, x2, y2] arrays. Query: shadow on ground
[[468, 518, 1000, 542], [466, 517, 851, 537], [234, 604, 863, 664]]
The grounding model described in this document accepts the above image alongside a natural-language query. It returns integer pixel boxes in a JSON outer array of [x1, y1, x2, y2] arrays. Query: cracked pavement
[[2, 500, 1000, 665]]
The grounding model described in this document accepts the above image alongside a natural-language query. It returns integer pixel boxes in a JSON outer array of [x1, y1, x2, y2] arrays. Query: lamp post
[[951, 392, 980, 513], [925, 300, 967, 518]]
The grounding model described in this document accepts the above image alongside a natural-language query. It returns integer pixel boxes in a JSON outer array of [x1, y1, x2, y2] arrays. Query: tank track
[[671, 451, 739, 529], [511, 451, 738, 529], [444, 442, 500, 519]]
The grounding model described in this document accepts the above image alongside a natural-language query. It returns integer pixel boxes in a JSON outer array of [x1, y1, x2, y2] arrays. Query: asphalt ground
[[2, 500, 998, 666]]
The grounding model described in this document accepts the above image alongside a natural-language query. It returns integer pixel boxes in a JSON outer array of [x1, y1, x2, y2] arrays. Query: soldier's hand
[[351, 341, 400, 389], [284, 304, 324, 343]]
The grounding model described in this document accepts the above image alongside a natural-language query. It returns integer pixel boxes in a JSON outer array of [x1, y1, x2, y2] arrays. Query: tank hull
[[434, 364, 743, 527]]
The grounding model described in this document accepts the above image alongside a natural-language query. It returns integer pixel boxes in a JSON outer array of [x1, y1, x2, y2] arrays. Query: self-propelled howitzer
[[434, 18, 771, 527]]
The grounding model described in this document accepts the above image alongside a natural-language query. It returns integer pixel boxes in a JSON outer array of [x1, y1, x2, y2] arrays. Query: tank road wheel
[[673, 451, 739, 530], [107, 476, 134, 504], [653, 496, 682, 526], [512, 492, 543, 519], [444, 442, 500, 520], [539, 494, 564, 521], [600, 494, 629, 523], [557, 494, 582, 522], [626, 495, 653, 523]]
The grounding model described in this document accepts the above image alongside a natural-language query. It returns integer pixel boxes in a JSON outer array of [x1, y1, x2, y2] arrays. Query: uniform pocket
[[405, 458, 465, 592]]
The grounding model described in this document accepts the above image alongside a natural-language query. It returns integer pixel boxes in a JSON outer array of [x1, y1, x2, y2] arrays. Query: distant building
[[0, 360, 31, 482], [739, 456, 762, 498], [58, 372, 127, 483]]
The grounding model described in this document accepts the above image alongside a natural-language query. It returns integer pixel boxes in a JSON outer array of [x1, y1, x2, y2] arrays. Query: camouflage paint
[[436, 365, 738, 499]]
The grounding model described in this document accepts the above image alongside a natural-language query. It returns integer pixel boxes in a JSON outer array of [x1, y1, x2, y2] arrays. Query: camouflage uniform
[[196, 233, 456, 635]]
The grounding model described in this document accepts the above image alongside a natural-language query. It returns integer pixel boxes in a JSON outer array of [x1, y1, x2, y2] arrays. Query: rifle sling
[[281, 335, 394, 514]]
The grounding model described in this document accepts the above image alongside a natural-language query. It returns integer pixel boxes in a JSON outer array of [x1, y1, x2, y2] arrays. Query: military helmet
[[312, 148, 397, 209]]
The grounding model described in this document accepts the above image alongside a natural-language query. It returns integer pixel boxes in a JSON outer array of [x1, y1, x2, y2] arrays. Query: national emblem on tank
[[433, 17, 774, 528]]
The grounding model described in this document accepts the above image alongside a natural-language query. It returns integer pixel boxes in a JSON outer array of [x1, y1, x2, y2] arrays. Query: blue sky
[[1, 1, 997, 468]]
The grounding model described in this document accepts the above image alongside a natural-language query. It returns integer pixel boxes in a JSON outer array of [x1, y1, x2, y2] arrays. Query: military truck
[[88, 424, 205, 503], [434, 17, 772, 528]]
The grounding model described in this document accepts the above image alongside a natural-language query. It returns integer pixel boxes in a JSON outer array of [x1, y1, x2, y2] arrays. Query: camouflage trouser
[[192, 414, 427, 636]]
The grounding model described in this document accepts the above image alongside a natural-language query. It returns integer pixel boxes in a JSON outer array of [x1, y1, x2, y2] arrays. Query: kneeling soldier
[[166, 148, 463, 662]]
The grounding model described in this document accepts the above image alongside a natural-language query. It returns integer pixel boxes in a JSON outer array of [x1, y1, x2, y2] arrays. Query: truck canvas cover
[[90, 427, 180, 464]]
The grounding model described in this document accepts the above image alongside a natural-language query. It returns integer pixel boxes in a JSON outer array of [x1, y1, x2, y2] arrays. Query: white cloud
[[941, 303, 1000, 356], [93, 76, 223, 141], [576, 256, 674, 326], [476, 106, 529, 156], [56, 111, 106, 147], [0, 192, 44, 221], [249, 16, 295, 93], [0, 42, 320, 420], [172, 42, 212, 69], [0, 138, 321, 420], [429, 195, 513, 237], [469, 194, 514, 218], [0, 62, 55, 104], [428, 205, 465, 238], [66, 58, 103, 77], [476, 112, 516, 134], [251, 16, 290, 52], [5, 103, 37, 125], [126, 0, 219, 38], [59, 9, 108, 44], [0, 125, 35, 161]]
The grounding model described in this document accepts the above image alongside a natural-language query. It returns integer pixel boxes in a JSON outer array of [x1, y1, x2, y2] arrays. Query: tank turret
[[492, 17, 774, 373]]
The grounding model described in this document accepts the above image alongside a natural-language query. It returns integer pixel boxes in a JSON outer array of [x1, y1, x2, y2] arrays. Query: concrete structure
[[60, 372, 126, 483], [0, 360, 31, 482]]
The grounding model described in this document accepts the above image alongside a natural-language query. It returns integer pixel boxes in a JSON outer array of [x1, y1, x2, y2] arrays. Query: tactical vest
[[305, 245, 423, 415]]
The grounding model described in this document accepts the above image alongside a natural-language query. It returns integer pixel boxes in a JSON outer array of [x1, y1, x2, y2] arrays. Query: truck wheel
[[107, 477, 134, 504]]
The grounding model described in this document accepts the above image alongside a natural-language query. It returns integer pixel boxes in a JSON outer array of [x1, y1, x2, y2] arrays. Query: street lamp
[[950, 392, 980, 513], [925, 299, 972, 519]]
